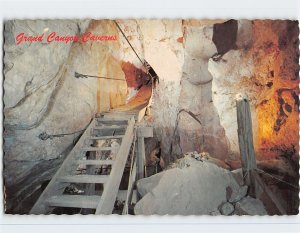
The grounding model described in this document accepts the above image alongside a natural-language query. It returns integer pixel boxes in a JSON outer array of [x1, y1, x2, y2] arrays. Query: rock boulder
[[134, 155, 245, 215]]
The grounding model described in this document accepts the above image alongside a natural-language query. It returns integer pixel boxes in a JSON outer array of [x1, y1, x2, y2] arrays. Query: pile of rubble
[[134, 152, 267, 215]]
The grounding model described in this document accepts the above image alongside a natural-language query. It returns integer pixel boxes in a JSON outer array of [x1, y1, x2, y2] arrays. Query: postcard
[[3, 18, 299, 216]]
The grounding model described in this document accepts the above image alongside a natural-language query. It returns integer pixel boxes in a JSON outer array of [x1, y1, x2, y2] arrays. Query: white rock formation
[[173, 23, 230, 161], [134, 154, 248, 215]]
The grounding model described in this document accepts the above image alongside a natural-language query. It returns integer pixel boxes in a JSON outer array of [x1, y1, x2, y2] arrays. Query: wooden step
[[88, 135, 123, 140], [97, 113, 133, 119], [29, 118, 99, 214], [111, 110, 138, 113], [93, 125, 127, 130], [77, 160, 114, 166], [46, 195, 100, 209], [58, 175, 109, 184], [96, 119, 128, 124], [82, 147, 112, 152]]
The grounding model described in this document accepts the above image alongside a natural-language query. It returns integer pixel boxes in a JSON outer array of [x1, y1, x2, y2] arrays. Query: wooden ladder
[[30, 114, 135, 214]]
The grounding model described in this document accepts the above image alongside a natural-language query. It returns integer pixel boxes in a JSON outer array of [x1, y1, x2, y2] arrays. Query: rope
[[255, 168, 299, 190], [114, 20, 145, 68], [243, 169, 249, 180], [113, 20, 159, 89]]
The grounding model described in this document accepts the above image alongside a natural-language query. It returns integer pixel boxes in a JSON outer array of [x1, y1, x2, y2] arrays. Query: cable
[[75, 72, 125, 81], [255, 168, 299, 190], [114, 20, 145, 68]]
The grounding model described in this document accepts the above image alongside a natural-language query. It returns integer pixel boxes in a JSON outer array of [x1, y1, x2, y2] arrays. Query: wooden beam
[[90, 128, 125, 137], [236, 93, 259, 198], [122, 159, 137, 214], [87, 135, 123, 140], [47, 195, 100, 209], [81, 146, 97, 214], [137, 106, 147, 122], [137, 126, 153, 138], [82, 146, 113, 151], [93, 125, 126, 130], [136, 135, 146, 180], [58, 175, 109, 183], [253, 171, 287, 215], [77, 160, 114, 166], [135, 126, 153, 181]]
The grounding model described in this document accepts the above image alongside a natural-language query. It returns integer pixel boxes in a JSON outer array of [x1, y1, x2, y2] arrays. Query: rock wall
[[171, 20, 230, 162], [120, 20, 230, 164], [210, 20, 299, 167], [4, 20, 87, 213], [134, 153, 267, 215], [137, 20, 185, 164]]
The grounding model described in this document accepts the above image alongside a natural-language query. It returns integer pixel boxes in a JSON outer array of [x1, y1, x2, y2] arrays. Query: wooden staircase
[[30, 113, 136, 214]]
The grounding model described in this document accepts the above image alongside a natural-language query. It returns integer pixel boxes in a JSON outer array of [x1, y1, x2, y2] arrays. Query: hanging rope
[[114, 20, 146, 68]]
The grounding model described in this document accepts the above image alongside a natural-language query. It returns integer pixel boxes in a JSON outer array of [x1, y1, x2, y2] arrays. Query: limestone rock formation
[[171, 22, 230, 162], [136, 172, 164, 198], [134, 154, 250, 215]]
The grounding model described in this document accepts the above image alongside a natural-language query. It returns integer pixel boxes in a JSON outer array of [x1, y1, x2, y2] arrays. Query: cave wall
[[210, 20, 299, 168]]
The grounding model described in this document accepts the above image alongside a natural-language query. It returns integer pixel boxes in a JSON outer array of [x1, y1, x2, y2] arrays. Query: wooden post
[[81, 148, 96, 214], [236, 93, 259, 198], [136, 126, 153, 180], [95, 117, 135, 214], [252, 172, 286, 214], [137, 135, 146, 180]]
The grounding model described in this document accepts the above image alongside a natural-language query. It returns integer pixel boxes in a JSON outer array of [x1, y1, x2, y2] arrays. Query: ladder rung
[[112, 110, 138, 113], [96, 118, 128, 124], [46, 195, 100, 209], [93, 125, 127, 130], [82, 147, 112, 151], [98, 113, 133, 118], [88, 135, 123, 140], [58, 175, 109, 184], [77, 160, 114, 166]]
